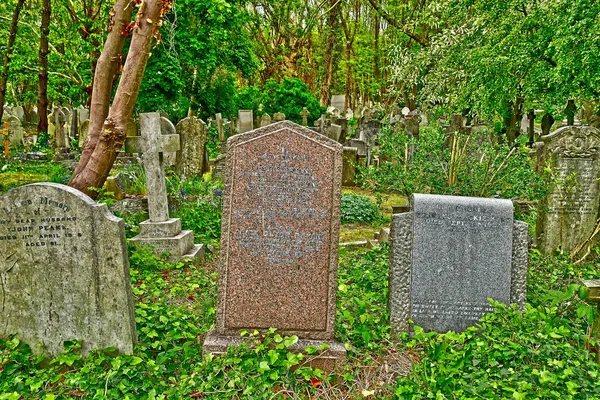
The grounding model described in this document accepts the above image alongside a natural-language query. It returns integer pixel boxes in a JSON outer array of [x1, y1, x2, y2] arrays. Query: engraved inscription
[[412, 300, 495, 321], [0, 196, 82, 247], [548, 158, 598, 215]]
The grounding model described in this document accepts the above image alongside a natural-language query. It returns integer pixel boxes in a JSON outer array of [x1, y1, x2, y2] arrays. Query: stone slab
[[139, 218, 182, 238], [0, 183, 136, 356], [536, 126, 600, 256], [131, 229, 194, 257], [215, 121, 343, 341], [389, 194, 528, 334]]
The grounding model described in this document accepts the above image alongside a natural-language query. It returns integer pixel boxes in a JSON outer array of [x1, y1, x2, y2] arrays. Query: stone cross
[[541, 113, 555, 136], [527, 109, 536, 147], [300, 107, 310, 127], [125, 112, 180, 222], [215, 113, 225, 142], [565, 100, 577, 126]]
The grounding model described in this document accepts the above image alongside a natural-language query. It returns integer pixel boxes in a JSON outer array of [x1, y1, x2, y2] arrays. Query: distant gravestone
[[300, 107, 310, 127], [12, 106, 24, 121], [176, 116, 208, 177], [6, 116, 24, 147], [160, 117, 178, 167], [0, 183, 137, 356], [541, 113, 555, 136], [126, 113, 204, 263], [565, 100, 578, 126], [273, 112, 286, 122], [331, 94, 345, 111], [260, 113, 272, 127], [342, 147, 358, 186], [536, 126, 600, 257], [238, 110, 254, 133], [203, 121, 346, 371], [389, 194, 528, 334], [78, 120, 90, 148]]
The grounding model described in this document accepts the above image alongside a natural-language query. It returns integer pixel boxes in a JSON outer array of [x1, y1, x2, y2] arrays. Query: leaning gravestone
[[203, 121, 346, 371], [0, 183, 136, 356], [536, 126, 600, 257], [389, 194, 528, 334], [126, 113, 204, 263], [176, 116, 208, 177]]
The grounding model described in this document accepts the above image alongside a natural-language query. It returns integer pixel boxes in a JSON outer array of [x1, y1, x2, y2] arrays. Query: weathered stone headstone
[[76, 106, 89, 125], [541, 113, 555, 136], [260, 113, 272, 127], [78, 120, 90, 148], [342, 147, 358, 186], [160, 117, 178, 167], [389, 194, 528, 334], [565, 100, 578, 126], [331, 94, 345, 111], [204, 121, 346, 370], [300, 107, 310, 127], [0, 183, 137, 356], [11, 106, 24, 121], [273, 112, 285, 122], [215, 113, 225, 143], [176, 116, 208, 177], [238, 110, 254, 133], [536, 126, 600, 257], [125, 113, 204, 263], [6, 116, 24, 147]]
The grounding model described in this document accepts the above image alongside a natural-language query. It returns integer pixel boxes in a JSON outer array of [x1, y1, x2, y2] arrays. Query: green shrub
[[340, 194, 379, 224], [359, 124, 550, 202]]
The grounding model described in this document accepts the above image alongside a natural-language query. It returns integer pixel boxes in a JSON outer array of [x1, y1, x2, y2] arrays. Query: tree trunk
[[69, 0, 167, 198], [37, 0, 51, 134], [0, 0, 27, 123], [373, 14, 381, 102], [319, 0, 339, 106]]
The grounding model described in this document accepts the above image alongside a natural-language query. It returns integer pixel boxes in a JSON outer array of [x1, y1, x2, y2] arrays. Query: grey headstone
[[78, 120, 90, 148], [331, 94, 345, 111], [536, 126, 600, 256], [238, 110, 254, 133], [6, 116, 24, 147], [260, 113, 272, 127], [176, 116, 208, 177], [273, 112, 286, 122], [0, 183, 137, 356], [389, 194, 528, 334], [160, 117, 178, 167]]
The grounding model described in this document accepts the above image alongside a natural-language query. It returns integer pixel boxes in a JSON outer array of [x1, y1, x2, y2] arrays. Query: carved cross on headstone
[[541, 113, 555, 136], [125, 112, 180, 223], [527, 109, 536, 147], [565, 100, 577, 126], [300, 107, 310, 127]]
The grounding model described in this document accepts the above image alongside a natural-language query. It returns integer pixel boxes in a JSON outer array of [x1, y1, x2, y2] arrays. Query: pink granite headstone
[[203, 121, 346, 370]]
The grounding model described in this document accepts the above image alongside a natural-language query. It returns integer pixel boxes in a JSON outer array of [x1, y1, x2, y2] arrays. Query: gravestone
[[541, 113, 555, 136], [527, 109, 536, 147], [300, 107, 310, 127], [160, 117, 178, 167], [215, 113, 225, 143], [78, 120, 90, 148], [273, 112, 285, 122], [76, 106, 89, 125], [342, 147, 358, 186], [125, 113, 204, 263], [238, 110, 254, 133], [6, 116, 24, 147], [0, 183, 137, 356], [260, 113, 272, 127], [176, 116, 208, 177], [536, 126, 600, 257], [331, 94, 345, 111], [389, 194, 528, 334], [203, 121, 346, 371], [565, 100, 577, 126], [325, 123, 342, 143], [11, 106, 24, 121]]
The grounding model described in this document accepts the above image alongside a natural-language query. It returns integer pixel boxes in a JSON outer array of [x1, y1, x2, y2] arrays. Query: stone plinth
[[0, 183, 136, 356], [203, 121, 346, 371], [389, 194, 529, 334]]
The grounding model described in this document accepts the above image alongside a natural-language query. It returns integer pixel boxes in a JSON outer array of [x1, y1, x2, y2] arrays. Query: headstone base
[[130, 218, 204, 265], [203, 330, 346, 374]]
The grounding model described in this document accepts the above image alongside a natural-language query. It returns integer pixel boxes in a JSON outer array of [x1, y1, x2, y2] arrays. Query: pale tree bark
[[37, 0, 51, 134], [319, 0, 340, 106], [0, 0, 27, 123], [69, 0, 171, 198]]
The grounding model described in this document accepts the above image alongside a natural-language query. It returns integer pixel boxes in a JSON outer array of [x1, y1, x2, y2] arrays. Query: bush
[[340, 194, 379, 224], [359, 124, 550, 201]]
